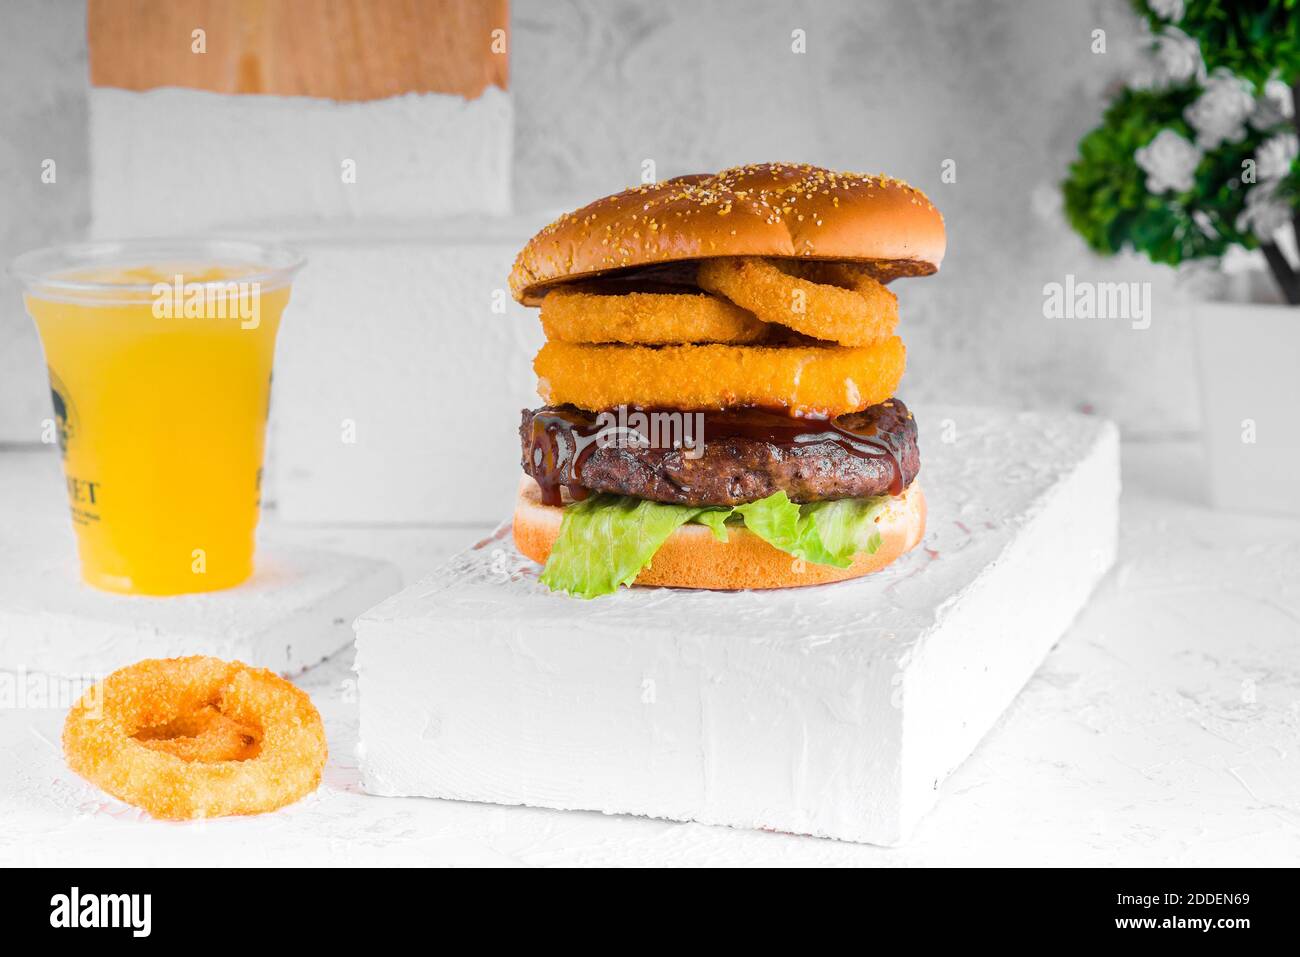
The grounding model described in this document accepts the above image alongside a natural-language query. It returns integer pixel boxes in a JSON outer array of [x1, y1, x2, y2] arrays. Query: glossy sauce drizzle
[[527, 405, 908, 506]]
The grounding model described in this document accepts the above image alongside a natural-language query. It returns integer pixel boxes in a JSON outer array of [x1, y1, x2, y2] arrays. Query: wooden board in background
[[88, 0, 509, 100]]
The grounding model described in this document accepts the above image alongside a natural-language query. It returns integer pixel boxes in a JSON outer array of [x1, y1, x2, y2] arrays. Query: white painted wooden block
[[89, 87, 511, 236], [0, 543, 400, 680], [354, 406, 1120, 844], [270, 231, 546, 523]]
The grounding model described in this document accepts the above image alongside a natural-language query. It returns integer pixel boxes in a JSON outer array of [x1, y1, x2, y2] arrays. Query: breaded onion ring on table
[[541, 283, 771, 344], [63, 656, 327, 820], [698, 256, 899, 347], [534, 336, 905, 416]]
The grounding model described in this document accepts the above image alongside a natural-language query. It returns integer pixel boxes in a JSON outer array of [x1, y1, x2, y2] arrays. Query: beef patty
[[520, 399, 919, 507]]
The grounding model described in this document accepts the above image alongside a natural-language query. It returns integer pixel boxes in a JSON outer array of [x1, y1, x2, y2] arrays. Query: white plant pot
[[1193, 297, 1300, 516]]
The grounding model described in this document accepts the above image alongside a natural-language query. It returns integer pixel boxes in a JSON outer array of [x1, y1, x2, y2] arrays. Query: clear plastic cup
[[10, 239, 305, 595]]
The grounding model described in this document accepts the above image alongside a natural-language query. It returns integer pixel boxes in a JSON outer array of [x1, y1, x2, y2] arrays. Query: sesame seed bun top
[[509, 162, 946, 305]]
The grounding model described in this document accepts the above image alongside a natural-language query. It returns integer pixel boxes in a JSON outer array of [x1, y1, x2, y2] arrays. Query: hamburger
[[508, 163, 945, 598]]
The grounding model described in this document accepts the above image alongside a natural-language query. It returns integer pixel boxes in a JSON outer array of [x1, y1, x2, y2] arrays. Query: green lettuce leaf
[[735, 491, 887, 568], [692, 508, 732, 542], [539, 494, 725, 599], [799, 496, 888, 563], [539, 490, 891, 598]]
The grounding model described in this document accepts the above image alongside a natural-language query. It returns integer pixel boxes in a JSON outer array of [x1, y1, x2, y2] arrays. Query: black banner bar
[[5, 866, 1291, 943]]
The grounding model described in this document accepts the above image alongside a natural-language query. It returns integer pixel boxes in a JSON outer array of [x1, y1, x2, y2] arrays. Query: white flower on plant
[[1135, 128, 1202, 193], [1131, 26, 1204, 89], [1251, 76, 1295, 130], [1156, 26, 1205, 84], [1236, 182, 1292, 241], [1185, 68, 1256, 149], [1255, 133, 1299, 183], [1148, 0, 1184, 23]]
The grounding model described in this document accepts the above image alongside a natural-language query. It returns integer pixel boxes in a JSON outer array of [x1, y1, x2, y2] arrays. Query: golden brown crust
[[510, 163, 947, 305], [63, 656, 327, 820], [697, 257, 898, 346], [540, 284, 771, 344], [512, 477, 927, 591], [533, 336, 906, 416]]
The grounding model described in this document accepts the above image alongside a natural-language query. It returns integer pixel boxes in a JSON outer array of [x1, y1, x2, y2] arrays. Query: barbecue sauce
[[526, 404, 909, 506]]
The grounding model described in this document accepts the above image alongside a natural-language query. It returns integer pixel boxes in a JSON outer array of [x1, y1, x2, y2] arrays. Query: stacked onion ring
[[534, 256, 906, 415], [697, 257, 899, 347]]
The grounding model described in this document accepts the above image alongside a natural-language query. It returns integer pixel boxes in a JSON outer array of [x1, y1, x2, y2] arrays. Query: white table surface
[[2, 441, 1297, 867]]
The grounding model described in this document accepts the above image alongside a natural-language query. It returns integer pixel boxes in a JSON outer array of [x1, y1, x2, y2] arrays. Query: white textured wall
[[511, 0, 1197, 435], [0, 0, 88, 442], [88, 86, 513, 236], [1, 0, 1200, 442]]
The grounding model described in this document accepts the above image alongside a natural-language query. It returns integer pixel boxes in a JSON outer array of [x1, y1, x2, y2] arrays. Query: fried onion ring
[[134, 705, 262, 763], [534, 337, 905, 416], [540, 283, 771, 344], [63, 656, 327, 819], [697, 256, 899, 346]]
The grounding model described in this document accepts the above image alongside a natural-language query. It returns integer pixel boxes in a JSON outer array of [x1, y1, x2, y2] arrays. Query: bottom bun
[[513, 476, 927, 591]]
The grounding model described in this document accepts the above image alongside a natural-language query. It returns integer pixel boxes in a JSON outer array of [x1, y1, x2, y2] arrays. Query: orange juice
[[14, 242, 303, 595]]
